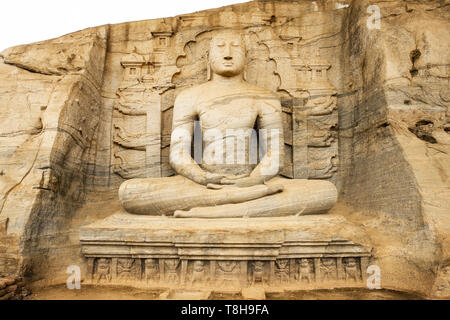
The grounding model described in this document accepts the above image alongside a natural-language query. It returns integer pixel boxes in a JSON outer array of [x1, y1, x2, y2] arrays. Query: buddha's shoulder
[[175, 81, 279, 101], [175, 85, 201, 102], [185, 81, 217, 91], [243, 82, 279, 100]]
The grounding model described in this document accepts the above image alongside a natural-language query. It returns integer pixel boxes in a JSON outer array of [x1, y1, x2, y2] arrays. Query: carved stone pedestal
[[80, 213, 371, 291]]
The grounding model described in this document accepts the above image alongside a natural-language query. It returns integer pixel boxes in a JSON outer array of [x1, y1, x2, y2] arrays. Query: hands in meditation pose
[[118, 31, 337, 218]]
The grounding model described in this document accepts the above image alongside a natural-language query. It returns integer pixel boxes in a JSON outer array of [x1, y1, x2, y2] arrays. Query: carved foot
[[173, 210, 191, 218]]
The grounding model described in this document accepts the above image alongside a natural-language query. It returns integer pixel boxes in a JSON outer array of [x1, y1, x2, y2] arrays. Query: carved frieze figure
[[144, 259, 159, 283], [191, 260, 207, 285], [118, 30, 337, 218], [297, 258, 314, 283], [251, 261, 265, 285], [117, 258, 136, 280], [320, 258, 337, 281], [95, 258, 112, 283], [343, 258, 360, 282], [117, 258, 137, 281], [217, 260, 240, 287], [164, 259, 180, 283], [275, 259, 290, 284]]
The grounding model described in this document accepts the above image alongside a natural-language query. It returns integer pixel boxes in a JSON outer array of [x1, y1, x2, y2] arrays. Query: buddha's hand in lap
[[174, 182, 284, 218], [208, 175, 284, 193], [204, 172, 249, 188], [220, 176, 266, 188]]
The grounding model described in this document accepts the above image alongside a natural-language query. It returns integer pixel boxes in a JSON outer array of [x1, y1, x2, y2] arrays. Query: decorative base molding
[[80, 213, 371, 289]]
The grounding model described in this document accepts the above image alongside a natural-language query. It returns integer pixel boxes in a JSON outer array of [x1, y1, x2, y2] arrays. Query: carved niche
[[112, 21, 176, 180], [288, 52, 338, 180], [144, 258, 160, 283], [275, 259, 290, 284], [94, 258, 112, 283], [189, 260, 208, 286], [111, 13, 339, 182], [296, 258, 314, 283]]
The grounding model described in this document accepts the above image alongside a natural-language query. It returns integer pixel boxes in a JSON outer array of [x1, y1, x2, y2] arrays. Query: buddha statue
[[118, 30, 337, 218]]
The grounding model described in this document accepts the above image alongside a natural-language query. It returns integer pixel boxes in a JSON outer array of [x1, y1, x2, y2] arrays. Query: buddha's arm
[[169, 91, 210, 185], [250, 97, 285, 182]]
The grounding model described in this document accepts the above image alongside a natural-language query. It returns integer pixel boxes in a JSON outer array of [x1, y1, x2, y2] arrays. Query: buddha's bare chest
[[197, 99, 258, 130]]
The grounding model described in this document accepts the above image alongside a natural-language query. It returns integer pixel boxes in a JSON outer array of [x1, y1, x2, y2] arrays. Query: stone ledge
[[80, 212, 372, 290]]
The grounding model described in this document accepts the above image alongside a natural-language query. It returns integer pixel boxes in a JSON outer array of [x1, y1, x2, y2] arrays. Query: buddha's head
[[208, 30, 246, 79]]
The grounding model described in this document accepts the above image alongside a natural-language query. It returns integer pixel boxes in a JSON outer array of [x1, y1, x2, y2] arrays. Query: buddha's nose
[[224, 55, 232, 60]]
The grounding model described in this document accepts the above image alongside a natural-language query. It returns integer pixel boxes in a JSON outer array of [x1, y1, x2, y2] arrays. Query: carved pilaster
[[290, 55, 338, 181], [240, 261, 248, 287], [314, 258, 321, 281], [361, 257, 370, 283], [336, 257, 344, 280], [111, 258, 118, 281], [180, 260, 188, 286], [86, 258, 95, 283]]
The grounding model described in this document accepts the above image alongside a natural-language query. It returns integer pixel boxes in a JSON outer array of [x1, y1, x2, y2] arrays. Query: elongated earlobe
[[207, 61, 211, 81], [243, 45, 248, 81]]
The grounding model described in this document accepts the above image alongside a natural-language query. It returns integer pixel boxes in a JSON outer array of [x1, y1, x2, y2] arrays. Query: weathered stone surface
[[242, 286, 266, 300], [80, 213, 371, 290], [0, 26, 107, 281], [337, 0, 450, 298], [0, 0, 448, 299]]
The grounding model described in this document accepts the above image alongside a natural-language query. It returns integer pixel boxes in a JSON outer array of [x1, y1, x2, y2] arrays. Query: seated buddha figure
[[118, 31, 337, 218]]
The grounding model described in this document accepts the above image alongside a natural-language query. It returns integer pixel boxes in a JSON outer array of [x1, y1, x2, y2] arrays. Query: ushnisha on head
[[208, 30, 246, 79]]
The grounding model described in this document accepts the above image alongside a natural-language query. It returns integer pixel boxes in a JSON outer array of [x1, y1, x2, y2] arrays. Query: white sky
[[0, 0, 247, 51]]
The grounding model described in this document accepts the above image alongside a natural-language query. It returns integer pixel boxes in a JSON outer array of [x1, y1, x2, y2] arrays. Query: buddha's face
[[209, 33, 246, 77]]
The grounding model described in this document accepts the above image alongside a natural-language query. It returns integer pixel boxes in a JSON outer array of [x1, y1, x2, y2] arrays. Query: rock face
[[0, 0, 448, 298], [0, 26, 107, 280], [338, 0, 450, 298]]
